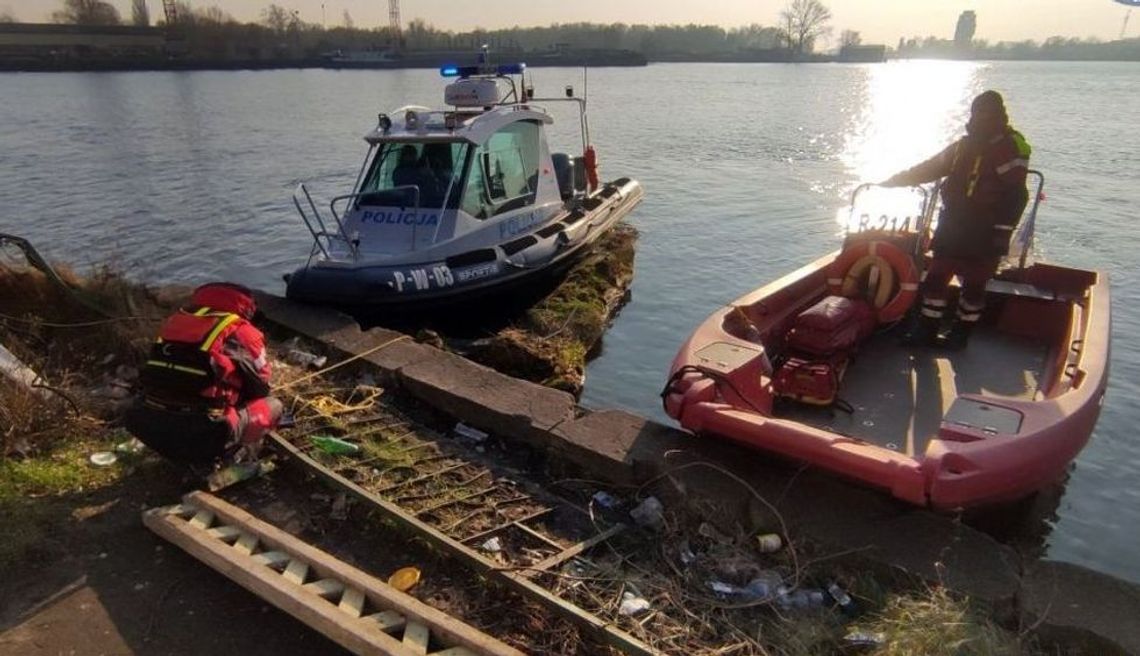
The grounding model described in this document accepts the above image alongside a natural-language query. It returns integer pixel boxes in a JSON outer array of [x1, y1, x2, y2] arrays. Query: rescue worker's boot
[[938, 320, 974, 350], [901, 313, 940, 347]]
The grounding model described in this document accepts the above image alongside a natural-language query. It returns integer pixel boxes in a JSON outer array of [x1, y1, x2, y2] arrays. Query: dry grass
[[853, 585, 1024, 656], [0, 260, 178, 458]]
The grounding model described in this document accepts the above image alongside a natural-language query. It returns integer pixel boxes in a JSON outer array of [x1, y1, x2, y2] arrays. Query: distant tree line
[[32, 0, 1140, 62], [898, 34, 1140, 61], [34, 0, 840, 60]]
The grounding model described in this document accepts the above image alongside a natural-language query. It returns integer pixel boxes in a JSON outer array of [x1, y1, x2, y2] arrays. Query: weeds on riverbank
[[462, 223, 638, 393], [854, 585, 1023, 655], [0, 258, 176, 456]]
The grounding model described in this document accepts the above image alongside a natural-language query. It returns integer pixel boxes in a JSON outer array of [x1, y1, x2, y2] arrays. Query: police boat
[[285, 55, 643, 310]]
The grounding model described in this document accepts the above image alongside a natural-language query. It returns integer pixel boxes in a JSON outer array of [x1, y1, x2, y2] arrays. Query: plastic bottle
[[287, 349, 328, 369], [827, 581, 859, 617], [776, 586, 826, 610], [309, 435, 361, 455], [741, 570, 783, 602]]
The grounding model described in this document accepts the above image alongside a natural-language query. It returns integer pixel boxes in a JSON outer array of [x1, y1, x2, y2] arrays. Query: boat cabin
[[307, 62, 592, 261]]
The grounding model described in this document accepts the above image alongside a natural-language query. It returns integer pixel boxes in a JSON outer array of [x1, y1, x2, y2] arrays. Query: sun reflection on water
[[837, 61, 984, 231]]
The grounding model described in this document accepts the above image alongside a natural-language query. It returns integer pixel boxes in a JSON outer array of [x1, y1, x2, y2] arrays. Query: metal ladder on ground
[[143, 491, 523, 656]]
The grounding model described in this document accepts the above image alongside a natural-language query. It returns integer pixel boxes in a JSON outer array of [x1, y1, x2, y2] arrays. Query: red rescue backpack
[[139, 283, 256, 411]]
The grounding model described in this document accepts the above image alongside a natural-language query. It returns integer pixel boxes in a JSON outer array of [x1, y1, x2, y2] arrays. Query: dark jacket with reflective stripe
[[141, 308, 271, 410], [891, 127, 1031, 258]]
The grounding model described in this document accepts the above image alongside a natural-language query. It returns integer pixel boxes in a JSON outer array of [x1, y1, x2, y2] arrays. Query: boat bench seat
[[985, 279, 1055, 301]]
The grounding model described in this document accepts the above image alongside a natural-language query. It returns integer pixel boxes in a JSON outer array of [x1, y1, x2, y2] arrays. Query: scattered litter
[[89, 451, 117, 467], [843, 631, 886, 648], [618, 591, 651, 616], [706, 571, 783, 602], [740, 571, 783, 602], [100, 353, 116, 366], [286, 348, 328, 369], [827, 581, 859, 616], [453, 422, 489, 443], [707, 580, 739, 596], [677, 540, 697, 565], [388, 566, 421, 592], [480, 537, 503, 553], [591, 491, 619, 509], [207, 461, 268, 491], [114, 437, 146, 455], [309, 435, 361, 455], [776, 586, 827, 610], [562, 559, 590, 577], [356, 371, 378, 388], [698, 522, 732, 544], [629, 496, 664, 531], [755, 533, 783, 553]]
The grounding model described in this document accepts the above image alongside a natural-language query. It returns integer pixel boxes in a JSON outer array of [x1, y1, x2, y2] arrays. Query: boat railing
[[1015, 170, 1046, 270], [292, 183, 358, 261]]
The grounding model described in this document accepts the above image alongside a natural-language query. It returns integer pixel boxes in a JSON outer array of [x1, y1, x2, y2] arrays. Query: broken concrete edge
[[254, 292, 1140, 656]]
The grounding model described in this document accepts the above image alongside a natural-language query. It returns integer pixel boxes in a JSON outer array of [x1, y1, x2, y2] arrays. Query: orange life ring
[[583, 146, 599, 191], [826, 240, 918, 324]]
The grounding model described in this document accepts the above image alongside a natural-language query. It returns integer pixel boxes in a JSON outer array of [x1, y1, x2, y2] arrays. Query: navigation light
[[440, 65, 460, 77], [496, 63, 526, 75]]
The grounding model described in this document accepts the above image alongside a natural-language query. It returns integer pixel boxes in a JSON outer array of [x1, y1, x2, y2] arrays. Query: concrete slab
[[255, 292, 435, 380], [399, 352, 577, 438], [1020, 560, 1140, 655], [550, 408, 692, 484]]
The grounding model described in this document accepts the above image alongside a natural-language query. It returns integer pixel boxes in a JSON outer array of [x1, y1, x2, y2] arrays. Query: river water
[[1, 62, 1136, 583]]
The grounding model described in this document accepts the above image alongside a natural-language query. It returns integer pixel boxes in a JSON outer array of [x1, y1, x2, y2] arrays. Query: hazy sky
[[4, 1, 1133, 44]]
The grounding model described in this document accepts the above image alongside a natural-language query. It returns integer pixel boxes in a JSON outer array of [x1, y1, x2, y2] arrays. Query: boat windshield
[[357, 141, 470, 210]]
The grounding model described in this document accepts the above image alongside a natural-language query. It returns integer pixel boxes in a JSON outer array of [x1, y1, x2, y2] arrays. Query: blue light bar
[[497, 63, 526, 75], [440, 65, 460, 77]]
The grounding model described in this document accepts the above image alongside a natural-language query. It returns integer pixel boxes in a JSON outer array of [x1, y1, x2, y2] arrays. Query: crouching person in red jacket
[[126, 282, 282, 467]]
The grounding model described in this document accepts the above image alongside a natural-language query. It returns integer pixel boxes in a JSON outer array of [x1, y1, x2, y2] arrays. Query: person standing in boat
[[882, 90, 1032, 349], [125, 282, 283, 472]]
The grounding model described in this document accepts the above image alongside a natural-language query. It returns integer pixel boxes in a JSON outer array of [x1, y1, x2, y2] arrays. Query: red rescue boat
[[662, 178, 1110, 509]]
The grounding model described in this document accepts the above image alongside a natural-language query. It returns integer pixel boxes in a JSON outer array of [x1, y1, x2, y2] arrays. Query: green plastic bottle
[[309, 435, 361, 455]]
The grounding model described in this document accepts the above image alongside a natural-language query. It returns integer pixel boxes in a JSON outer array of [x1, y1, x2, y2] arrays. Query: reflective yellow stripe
[[995, 158, 1029, 175], [145, 360, 209, 376], [966, 155, 982, 197], [199, 313, 240, 352], [193, 307, 211, 316]]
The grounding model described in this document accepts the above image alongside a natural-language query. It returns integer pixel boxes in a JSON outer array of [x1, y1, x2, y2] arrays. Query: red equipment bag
[[785, 295, 875, 358], [772, 356, 848, 406]]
